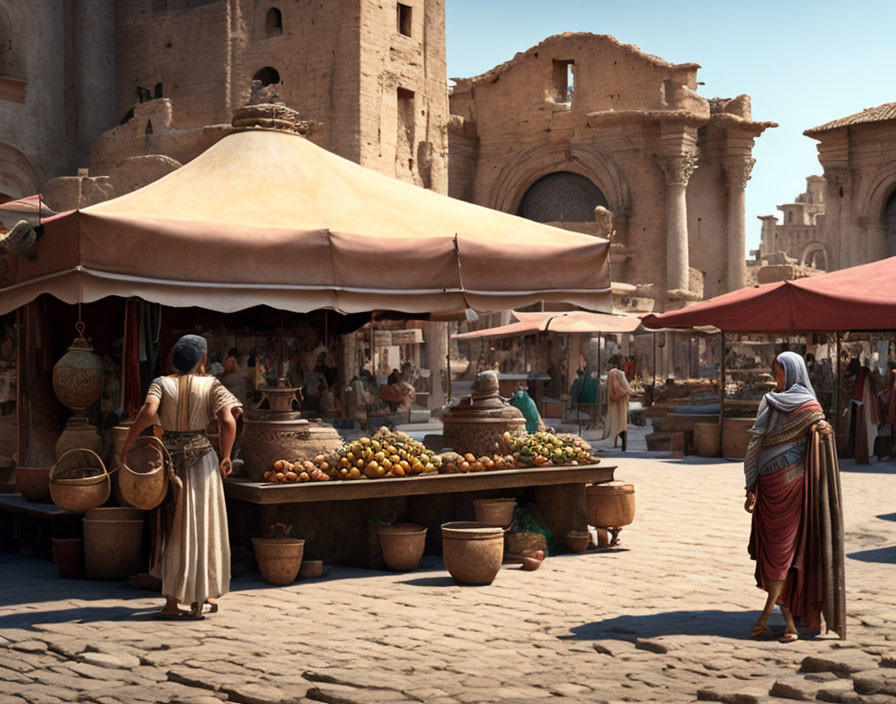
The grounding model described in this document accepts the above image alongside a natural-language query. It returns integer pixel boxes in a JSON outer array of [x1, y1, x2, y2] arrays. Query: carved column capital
[[657, 153, 699, 187], [724, 157, 756, 189]]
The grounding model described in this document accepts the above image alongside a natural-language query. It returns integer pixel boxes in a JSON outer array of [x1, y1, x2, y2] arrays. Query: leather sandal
[[780, 631, 799, 643], [749, 623, 776, 640]]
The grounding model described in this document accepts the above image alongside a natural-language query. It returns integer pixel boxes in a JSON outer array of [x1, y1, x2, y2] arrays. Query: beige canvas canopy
[[453, 310, 644, 339], [3, 129, 610, 316]]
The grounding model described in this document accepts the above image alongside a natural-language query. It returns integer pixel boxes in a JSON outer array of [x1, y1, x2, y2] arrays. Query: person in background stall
[[123, 335, 243, 620], [380, 369, 415, 414], [605, 366, 631, 451], [218, 348, 249, 407], [743, 351, 845, 642]]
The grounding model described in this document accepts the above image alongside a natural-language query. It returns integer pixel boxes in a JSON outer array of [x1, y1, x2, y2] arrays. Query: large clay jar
[[252, 537, 304, 585], [377, 523, 427, 571], [15, 466, 52, 503], [52, 335, 104, 413], [441, 522, 504, 585], [585, 481, 635, 528], [441, 371, 526, 457], [55, 416, 103, 460], [473, 498, 517, 528]]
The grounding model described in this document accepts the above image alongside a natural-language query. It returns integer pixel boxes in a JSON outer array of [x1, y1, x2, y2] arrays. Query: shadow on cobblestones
[[839, 460, 896, 475], [877, 511, 896, 522], [0, 605, 151, 628], [565, 609, 758, 641], [399, 575, 457, 587], [847, 544, 896, 564]]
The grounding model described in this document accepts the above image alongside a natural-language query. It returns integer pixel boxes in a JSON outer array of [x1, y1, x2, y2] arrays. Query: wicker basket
[[504, 531, 548, 558], [50, 448, 110, 513], [119, 437, 171, 511]]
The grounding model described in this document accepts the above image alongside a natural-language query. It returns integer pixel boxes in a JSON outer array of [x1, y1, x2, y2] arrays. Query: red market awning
[[642, 256, 896, 332], [454, 310, 644, 339]]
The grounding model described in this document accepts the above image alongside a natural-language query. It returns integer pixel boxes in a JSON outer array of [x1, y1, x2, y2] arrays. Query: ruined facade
[[0, 0, 449, 209], [805, 103, 896, 270], [755, 175, 828, 270], [447, 34, 775, 311]]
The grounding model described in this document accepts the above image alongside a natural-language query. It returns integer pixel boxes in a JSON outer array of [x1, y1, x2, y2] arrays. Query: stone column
[[423, 321, 447, 410], [723, 157, 755, 291], [658, 153, 698, 293]]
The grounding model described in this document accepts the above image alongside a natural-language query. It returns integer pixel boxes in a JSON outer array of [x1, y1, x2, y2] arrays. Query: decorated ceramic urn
[[441, 370, 526, 457]]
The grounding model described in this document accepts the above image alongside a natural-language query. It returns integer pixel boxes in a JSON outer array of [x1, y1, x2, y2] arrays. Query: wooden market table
[[224, 463, 615, 567], [0, 494, 82, 557]]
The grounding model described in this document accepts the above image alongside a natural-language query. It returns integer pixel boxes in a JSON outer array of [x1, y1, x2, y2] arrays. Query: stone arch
[[518, 171, 608, 223], [858, 159, 896, 258], [253, 66, 281, 86], [488, 143, 630, 220], [800, 241, 829, 270], [0, 143, 40, 201]]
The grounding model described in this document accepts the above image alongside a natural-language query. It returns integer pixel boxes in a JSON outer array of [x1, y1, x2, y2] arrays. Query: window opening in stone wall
[[266, 7, 283, 37], [253, 66, 281, 86], [518, 171, 608, 223], [552, 59, 574, 104], [154, 82, 163, 98], [397, 88, 415, 171], [397, 3, 412, 36]]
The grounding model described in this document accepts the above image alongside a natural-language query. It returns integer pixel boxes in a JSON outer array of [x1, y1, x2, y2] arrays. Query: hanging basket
[[50, 448, 110, 513], [118, 436, 172, 511]]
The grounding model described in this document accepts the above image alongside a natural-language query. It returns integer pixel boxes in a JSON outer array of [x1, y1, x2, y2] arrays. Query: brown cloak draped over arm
[[797, 423, 847, 639]]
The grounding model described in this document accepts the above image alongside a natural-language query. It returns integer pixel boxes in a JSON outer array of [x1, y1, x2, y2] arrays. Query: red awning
[[642, 256, 896, 332]]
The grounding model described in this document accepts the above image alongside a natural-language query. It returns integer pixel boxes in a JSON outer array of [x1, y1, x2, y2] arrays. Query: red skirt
[[749, 462, 805, 589]]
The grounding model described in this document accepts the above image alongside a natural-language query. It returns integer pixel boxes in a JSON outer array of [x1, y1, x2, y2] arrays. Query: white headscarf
[[752, 351, 818, 433]]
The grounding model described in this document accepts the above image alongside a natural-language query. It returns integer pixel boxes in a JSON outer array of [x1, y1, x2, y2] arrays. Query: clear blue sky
[[445, 0, 896, 253]]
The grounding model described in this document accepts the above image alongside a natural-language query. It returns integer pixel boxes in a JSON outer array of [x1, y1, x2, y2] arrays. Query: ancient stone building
[[0, 0, 449, 209], [805, 102, 896, 270], [755, 175, 828, 269], [447, 34, 776, 311]]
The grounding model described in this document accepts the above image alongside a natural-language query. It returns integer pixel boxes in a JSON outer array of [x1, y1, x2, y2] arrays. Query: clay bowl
[[472, 498, 517, 528], [15, 466, 52, 503], [299, 560, 323, 579], [377, 523, 427, 571], [441, 522, 505, 585], [564, 531, 591, 553]]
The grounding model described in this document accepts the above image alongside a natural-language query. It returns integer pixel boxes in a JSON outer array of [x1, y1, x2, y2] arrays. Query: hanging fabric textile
[[123, 300, 143, 418]]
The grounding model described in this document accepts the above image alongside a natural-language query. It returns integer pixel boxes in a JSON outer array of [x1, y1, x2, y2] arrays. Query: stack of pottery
[[240, 378, 342, 480], [52, 333, 104, 459], [441, 371, 526, 457]]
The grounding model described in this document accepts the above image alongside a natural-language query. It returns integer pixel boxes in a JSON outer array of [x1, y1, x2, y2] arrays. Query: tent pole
[[651, 332, 657, 406], [370, 313, 376, 377], [446, 322, 452, 404], [15, 307, 25, 466], [719, 331, 726, 453], [835, 331, 841, 444], [597, 331, 602, 431]]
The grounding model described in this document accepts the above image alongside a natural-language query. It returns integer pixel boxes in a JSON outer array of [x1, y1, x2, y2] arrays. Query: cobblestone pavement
[[1, 452, 895, 704]]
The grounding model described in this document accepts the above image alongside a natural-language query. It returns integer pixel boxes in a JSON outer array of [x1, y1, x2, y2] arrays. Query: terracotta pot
[[83, 515, 144, 579], [15, 466, 52, 503], [252, 537, 304, 585], [299, 560, 323, 578], [109, 425, 131, 469], [694, 422, 721, 457], [52, 538, 84, 578], [118, 437, 170, 511], [50, 448, 110, 514], [473, 498, 516, 528], [377, 523, 427, 571], [441, 522, 504, 585], [585, 482, 635, 528], [52, 336, 104, 413], [564, 531, 591, 553], [86, 507, 143, 521], [55, 416, 104, 461]]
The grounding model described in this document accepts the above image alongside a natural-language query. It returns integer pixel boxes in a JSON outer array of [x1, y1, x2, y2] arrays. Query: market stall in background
[[0, 105, 629, 585]]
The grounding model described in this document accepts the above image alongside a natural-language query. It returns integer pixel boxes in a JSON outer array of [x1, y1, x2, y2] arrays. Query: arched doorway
[[517, 171, 608, 223], [886, 190, 896, 257], [801, 243, 829, 271], [253, 66, 281, 87]]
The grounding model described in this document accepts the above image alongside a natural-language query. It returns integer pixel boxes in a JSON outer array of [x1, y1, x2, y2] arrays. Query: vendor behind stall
[[380, 370, 415, 413]]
